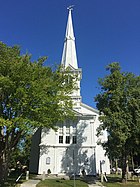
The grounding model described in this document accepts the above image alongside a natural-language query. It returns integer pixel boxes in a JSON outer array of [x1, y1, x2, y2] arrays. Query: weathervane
[[67, 5, 74, 11]]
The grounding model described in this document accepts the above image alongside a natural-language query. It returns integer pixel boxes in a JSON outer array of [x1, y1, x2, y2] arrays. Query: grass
[[103, 175, 140, 187], [1, 173, 140, 187], [0, 172, 26, 187], [36, 179, 88, 187]]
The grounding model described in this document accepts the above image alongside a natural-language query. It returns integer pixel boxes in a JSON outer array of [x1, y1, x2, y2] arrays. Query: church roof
[[61, 7, 78, 69], [73, 102, 99, 118], [81, 102, 99, 114]]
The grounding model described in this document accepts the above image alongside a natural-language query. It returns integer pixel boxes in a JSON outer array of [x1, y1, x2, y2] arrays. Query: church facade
[[29, 8, 110, 176]]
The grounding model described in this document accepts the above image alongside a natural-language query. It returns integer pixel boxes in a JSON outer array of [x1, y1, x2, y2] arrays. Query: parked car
[[111, 167, 122, 174], [133, 166, 140, 176]]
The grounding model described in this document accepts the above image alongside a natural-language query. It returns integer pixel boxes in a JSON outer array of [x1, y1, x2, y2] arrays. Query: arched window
[[46, 157, 50, 164]]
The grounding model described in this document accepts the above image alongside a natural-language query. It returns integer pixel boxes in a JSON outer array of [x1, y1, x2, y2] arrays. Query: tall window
[[66, 125, 70, 134], [59, 126, 63, 135], [72, 124, 77, 144], [58, 124, 63, 144], [73, 124, 76, 134], [66, 136, 70, 144], [72, 136, 77, 144], [59, 136, 63, 143]]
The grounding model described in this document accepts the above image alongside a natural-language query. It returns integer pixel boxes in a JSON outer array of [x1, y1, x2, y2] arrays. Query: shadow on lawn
[[103, 175, 140, 187], [0, 172, 26, 187], [107, 176, 122, 183], [55, 180, 73, 187]]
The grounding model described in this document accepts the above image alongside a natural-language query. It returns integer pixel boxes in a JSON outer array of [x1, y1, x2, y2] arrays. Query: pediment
[[80, 103, 99, 115], [73, 102, 99, 119]]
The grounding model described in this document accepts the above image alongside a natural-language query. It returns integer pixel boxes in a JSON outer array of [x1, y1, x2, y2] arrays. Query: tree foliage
[[0, 42, 76, 182], [9, 133, 32, 169], [95, 62, 140, 181]]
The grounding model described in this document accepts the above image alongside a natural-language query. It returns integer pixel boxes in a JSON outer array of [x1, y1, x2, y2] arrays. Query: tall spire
[[61, 6, 78, 69]]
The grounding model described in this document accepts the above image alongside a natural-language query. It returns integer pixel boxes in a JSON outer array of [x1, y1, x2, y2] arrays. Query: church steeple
[[61, 6, 78, 69], [61, 6, 82, 107]]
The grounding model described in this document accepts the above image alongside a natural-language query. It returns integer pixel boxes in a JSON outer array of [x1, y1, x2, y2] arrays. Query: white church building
[[29, 7, 110, 176]]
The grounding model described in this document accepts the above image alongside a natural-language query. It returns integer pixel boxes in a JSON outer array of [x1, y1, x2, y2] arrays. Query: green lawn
[[103, 182, 140, 187], [1, 174, 140, 187], [36, 179, 88, 187], [103, 175, 140, 187], [0, 172, 25, 187]]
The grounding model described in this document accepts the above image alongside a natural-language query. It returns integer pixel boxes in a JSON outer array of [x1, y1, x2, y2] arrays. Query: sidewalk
[[88, 181, 105, 187], [20, 179, 40, 187], [88, 185, 104, 187], [88, 184, 105, 187]]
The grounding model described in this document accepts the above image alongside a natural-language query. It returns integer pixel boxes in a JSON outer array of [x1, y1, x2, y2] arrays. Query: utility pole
[[73, 149, 76, 187]]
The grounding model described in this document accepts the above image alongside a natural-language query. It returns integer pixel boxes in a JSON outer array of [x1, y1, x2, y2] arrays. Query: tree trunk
[[0, 156, 4, 183], [0, 150, 10, 183], [121, 154, 127, 183], [0, 129, 23, 183], [0, 132, 13, 183], [3, 154, 9, 182], [126, 159, 129, 179], [115, 159, 118, 175], [132, 155, 134, 170]]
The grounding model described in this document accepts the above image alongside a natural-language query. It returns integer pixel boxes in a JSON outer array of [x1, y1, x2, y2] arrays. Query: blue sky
[[0, 0, 140, 108]]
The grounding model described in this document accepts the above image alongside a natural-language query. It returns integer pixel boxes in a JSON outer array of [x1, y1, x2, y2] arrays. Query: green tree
[[95, 62, 140, 182], [0, 42, 76, 182], [9, 133, 32, 169]]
